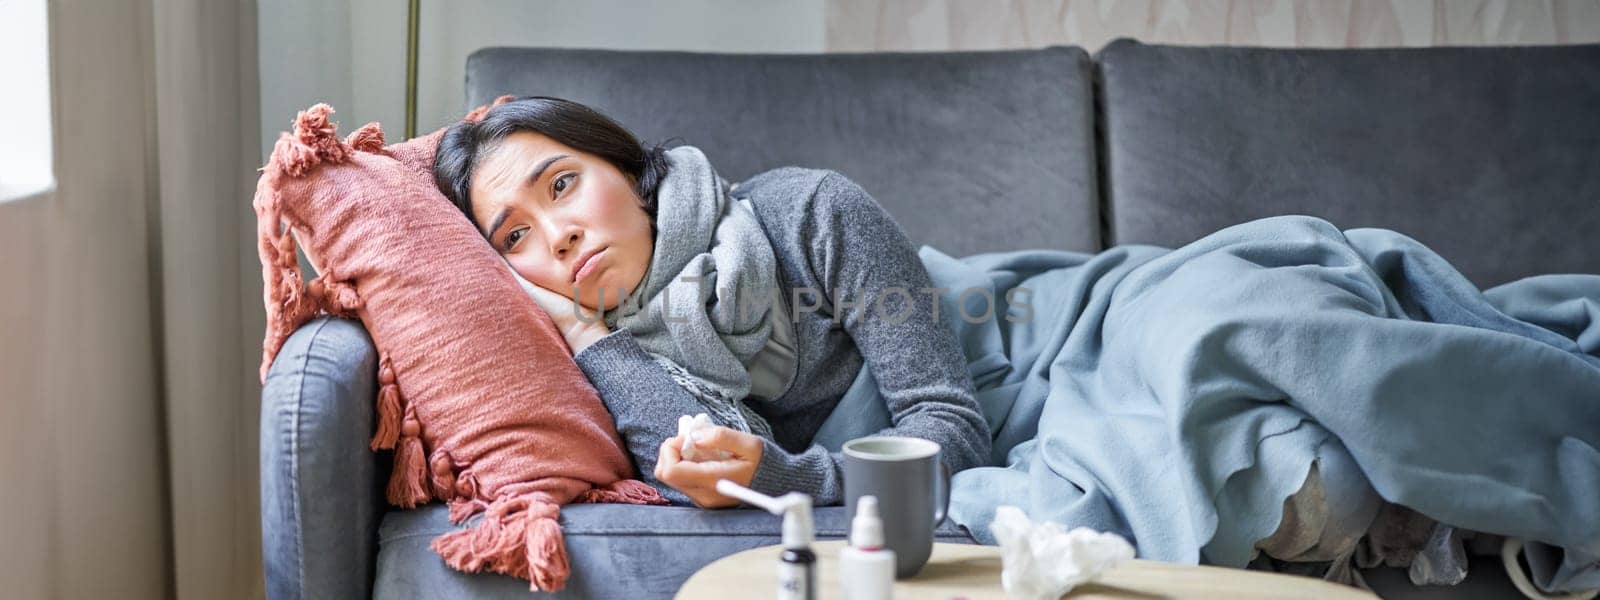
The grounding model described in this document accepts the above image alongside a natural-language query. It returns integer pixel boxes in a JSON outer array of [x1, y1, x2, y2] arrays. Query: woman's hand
[[521, 280, 611, 354], [655, 426, 764, 509]]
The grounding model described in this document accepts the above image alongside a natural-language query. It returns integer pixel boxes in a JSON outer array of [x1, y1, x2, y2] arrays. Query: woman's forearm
[[576, 329, 848, 505], [574, 329, 732, 504], [748, 439, 846, 506]]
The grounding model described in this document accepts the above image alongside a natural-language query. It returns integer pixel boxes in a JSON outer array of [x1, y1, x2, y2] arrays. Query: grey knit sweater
[[573, 167, 992, 506]]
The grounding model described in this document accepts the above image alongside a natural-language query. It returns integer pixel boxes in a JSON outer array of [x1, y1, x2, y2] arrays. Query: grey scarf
[[603, 146, 778, 435]]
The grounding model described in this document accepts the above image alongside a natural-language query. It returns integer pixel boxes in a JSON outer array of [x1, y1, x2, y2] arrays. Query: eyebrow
[[484, 153, 570, 241]]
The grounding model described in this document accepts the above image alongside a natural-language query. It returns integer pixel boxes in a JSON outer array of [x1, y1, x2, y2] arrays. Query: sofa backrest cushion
[[1097, 39, 1600, 287], [466, 47, 1102, 255]]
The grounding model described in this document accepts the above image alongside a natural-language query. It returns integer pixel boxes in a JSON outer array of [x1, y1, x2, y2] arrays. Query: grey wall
[[261, 0, 1600, 161], [826, 0, 1600, 52], [258, 0, 359, 159], [260, 0, 825, 156]]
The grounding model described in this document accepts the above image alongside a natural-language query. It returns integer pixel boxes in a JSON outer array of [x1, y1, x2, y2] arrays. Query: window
[[0, 0, 54, 203]]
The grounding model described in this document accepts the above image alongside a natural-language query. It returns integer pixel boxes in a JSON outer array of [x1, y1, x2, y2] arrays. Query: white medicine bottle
[[839, 496, 895, 600]]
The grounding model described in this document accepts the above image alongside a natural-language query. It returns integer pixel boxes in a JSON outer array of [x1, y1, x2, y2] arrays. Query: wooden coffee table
[[678, 540, 1377, 599]]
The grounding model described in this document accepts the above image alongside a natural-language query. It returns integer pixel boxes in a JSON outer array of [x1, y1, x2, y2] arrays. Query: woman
[[433, 98, 1600, 593], [434, 96, 992, 508]]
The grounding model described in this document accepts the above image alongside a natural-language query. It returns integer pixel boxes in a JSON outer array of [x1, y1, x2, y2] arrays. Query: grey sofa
[[260, 40, 1600, 599]]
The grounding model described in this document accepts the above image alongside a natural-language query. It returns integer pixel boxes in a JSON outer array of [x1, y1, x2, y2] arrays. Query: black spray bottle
[[717, 479, 816, 600]]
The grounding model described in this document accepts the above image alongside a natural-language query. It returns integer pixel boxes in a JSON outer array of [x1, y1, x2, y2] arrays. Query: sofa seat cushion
[[375, 503, 976, 598]]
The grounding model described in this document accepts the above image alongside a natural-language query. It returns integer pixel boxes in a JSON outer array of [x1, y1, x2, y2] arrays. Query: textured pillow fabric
[[253, 101, 666, 591]]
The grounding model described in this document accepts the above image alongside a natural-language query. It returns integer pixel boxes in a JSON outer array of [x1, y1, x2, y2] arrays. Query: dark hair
[[433, 96, 671, 227]]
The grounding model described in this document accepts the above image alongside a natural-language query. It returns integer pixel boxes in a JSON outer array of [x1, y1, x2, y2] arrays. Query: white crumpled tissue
[[990, 505, 1136, 600], [677, 414, 732, 461]]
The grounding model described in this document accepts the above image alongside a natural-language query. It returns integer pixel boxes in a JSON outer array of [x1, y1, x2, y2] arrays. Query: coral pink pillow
[[253, 101, 665, 591]]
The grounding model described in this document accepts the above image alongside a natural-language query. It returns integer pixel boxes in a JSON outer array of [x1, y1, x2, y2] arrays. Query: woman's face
[[469, 131, 654, 310]]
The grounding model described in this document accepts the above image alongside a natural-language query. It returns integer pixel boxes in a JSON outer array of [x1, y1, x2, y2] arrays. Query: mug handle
[[932, 460, 952, 528]]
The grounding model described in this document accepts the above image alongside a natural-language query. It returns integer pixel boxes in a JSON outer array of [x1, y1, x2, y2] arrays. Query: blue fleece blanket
[[813, 215, 1600, 593]]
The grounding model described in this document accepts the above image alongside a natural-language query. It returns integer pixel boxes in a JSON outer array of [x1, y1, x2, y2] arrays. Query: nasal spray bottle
[[716, 479, 815, 600], [840, 496, 895, 600]]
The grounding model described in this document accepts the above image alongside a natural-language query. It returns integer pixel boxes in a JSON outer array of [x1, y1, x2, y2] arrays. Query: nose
[[546, 221, 582, 259]]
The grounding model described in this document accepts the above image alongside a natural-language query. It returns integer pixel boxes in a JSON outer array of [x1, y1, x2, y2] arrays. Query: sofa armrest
[[260, 317, 384, 600]]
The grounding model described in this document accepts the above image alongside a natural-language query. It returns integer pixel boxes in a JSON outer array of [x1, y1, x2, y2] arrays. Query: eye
[[552, 172, 576, 196], [503, 228, 526, 251]]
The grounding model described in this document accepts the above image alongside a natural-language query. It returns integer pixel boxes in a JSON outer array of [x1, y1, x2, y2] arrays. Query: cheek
[[506, 254, 562, 290], [586, 181, 640, 222], [582, 183, 652, 243], [597, 188, 653, 268]]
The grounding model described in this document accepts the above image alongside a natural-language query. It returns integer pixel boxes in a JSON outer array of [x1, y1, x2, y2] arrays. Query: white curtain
[[0, 0, 262, 598], [152, 0, 265, 598], [0, 0, 169, 597]]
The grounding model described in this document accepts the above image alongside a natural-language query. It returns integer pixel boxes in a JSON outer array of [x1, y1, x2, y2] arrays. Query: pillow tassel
[[253, 188, 317, 382], [293, 103, 351, 168], [269, 133, 321, 178], [575, 478, 668, 505], [269, 103, 353, 177], [370, 355, 401, 451], [428, 450, 458, 502], [524, 509, 571, 592], [447, 492, 485, 523], [255, 104, 354, 380], [386, 404, 431, 508], [345, 122, 385, 153], [432, 495, 572, 592], [309, 273, 363, 318]]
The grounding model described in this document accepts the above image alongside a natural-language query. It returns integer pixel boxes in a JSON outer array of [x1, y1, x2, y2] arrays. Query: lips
[[571, 247, 606, 284]]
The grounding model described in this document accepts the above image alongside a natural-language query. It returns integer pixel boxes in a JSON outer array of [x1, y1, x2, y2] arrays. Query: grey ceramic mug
[[842, 436, 951, 578]]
